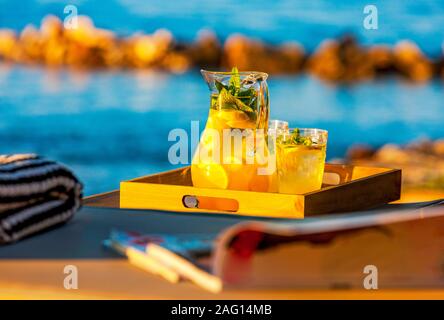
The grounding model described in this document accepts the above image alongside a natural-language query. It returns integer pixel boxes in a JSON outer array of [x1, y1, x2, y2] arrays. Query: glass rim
[[269, 120, 289, 130], [201, 69, 268, 80], [288, 128, 328, 135]]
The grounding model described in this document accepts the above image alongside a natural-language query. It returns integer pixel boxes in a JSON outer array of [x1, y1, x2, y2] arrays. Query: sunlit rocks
[[131, 29, 172, 67], [223, 34, 304, 74], [64, 15, 96, 46], [190, 29, 222, 68], [346, 144, 375, 160], [0, 14, 442, 82], [64, 16, 117, 67], [307, 39, 343, 81], [41, 15, 64, 40], [367, 45, 394, 74], [278, 42, 305, 73], [347, 140, 444, 190], [0, 30, 17, 61], [162, 51, 192, 74], [307, 36, 375, 82], [433, 139, 444, 156], [19, 25, 44, 63], [375, 144, 411, 164], [223, 34, 260, 71], [393, 40, 434, 82], [40, 15, 65, 65]]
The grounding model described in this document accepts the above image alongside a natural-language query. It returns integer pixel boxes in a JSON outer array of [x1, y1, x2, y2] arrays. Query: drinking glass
[[276, 128, 328, 194]]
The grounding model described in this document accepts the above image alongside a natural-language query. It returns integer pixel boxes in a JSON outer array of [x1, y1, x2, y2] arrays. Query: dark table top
[[1, 193, 441, 259]]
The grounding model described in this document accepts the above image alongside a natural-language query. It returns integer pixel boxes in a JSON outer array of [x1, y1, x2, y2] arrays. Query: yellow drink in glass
[[276, 128, 328, 194]]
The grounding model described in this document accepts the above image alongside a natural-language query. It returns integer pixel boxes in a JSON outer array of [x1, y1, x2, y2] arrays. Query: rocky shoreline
[[1, 15, 444, 83], [346, 139, 444, 190]]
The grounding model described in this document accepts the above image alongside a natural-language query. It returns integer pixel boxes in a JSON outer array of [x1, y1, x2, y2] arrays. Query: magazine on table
[[104, 199, 444, 293]]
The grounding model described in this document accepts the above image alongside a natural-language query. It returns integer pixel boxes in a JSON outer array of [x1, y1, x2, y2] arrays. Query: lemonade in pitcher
[[191, 68, 275, 192]]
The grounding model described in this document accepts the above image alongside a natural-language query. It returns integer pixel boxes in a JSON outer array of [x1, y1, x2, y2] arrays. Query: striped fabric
[[0, 154, 83, 244]]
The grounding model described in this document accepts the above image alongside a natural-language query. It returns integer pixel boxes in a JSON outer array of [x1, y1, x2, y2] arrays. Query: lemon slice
[[191, 164, 229, 189], [219, 110, 249, 122], [227, 119, 256, 129], [218, 110, 255, 129]]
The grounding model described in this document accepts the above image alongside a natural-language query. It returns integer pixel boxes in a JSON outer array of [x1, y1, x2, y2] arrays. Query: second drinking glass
[[276, 128, 328, 194]]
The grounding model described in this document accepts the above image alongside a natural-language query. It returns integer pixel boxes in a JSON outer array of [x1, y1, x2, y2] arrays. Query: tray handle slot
[[182, 195, 239, 212], [323, 164, 353, 185]]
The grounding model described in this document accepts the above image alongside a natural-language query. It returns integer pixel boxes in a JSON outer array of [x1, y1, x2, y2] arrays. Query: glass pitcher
[[191, 68, 274, 192]]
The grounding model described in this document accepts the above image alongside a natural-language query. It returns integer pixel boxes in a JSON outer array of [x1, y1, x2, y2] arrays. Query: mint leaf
[[234, 97, 254, 114], [237, 87, 257, 112], [229, 67, 240, 96], [237, 87, 254, 99], [289, 129, 313, 146], [218, 88, 238, 110], [215, 80, 228, 93], [217, 88, 257, 122], [277, 129, 313, 146], [214, 68, 258, 123]]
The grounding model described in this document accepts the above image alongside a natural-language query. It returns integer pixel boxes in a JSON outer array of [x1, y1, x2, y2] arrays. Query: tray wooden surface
[[119, 164, 401, 218]]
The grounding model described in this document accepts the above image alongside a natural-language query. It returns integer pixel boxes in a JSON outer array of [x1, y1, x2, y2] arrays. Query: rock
[[347, 140, 444, 190], [1, 13, 442, 81], [0, 30, 17, 60], [40, 15, 63, 40], [307, 36, 376, 82], [375, 144, 410, 164], [347, 144, 375, 160], [367, 45, 394, 74], [191, 29, 222, 68], [223, 34, 304, 74], [433, 139, 444, 156], [393, 41, 434, 82]]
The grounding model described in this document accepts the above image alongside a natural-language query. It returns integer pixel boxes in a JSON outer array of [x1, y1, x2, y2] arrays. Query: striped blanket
[[0, 154, 83, 244]]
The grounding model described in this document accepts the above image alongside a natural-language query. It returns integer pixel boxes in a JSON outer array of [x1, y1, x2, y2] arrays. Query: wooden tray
[[120, 164, 401, 218]]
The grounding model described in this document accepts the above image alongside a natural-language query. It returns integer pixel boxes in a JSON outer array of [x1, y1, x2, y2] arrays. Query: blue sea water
[[1, 1, 444, 195]]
